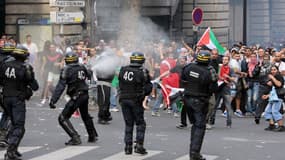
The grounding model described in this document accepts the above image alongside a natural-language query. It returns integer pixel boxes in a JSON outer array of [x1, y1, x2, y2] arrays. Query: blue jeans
[[152, 88, 178, 113], [110, 87, 117, 108], [246, 82, 259, 113], [209, 86, 233, 126], [264, 99, 283, 121], [152, 88, 163, 112]]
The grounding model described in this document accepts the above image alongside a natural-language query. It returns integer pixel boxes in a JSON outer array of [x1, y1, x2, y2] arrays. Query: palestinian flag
[[197, 27, 226, 55]]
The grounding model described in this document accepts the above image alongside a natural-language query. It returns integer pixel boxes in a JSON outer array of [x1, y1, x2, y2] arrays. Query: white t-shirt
[[23, 42, 38, 65], [275, 61, 285, 72]]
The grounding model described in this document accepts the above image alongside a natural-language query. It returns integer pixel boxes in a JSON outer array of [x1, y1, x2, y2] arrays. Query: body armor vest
[[119, 66, 145, 98], [1, 60, 26, 97], [182, 63, 211, 97], [64, 64, 89, 96]]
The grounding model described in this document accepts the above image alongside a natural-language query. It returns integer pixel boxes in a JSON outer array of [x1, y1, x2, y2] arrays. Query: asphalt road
[[0, 97, 284, 160]]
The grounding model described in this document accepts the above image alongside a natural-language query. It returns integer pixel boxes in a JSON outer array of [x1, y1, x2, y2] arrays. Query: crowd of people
[[1, 33, 285, 160]]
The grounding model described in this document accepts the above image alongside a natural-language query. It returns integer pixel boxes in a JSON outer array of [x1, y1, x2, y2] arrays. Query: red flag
[[160, 73, 180, 107], [160, 58, 176, 75]]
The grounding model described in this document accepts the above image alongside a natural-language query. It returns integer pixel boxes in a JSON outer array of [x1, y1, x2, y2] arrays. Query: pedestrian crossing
[[102, 150, 162, 160], [175, 154, 219, 160], [29, 146, 98, 160], [0, 146, 42, 157], [0, 146, 219, 160]]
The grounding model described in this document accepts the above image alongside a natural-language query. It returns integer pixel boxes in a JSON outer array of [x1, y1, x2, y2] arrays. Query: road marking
[[29, 146, 98, 160], [223, 137, 249, 142], [102, 150, 162, 160], [223, 137, 282, 144], [175, 154, 219, 160], [0, 146, 42, 157]]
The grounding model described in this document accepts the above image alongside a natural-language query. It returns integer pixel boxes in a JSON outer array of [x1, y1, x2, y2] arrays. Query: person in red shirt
[[152, 52, 176, 116]]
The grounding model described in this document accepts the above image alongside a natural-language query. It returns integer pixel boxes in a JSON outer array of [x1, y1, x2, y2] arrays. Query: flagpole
[[193, 0, 197, 46]]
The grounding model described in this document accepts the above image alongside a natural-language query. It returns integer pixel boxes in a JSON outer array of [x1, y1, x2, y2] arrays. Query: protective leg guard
[[58, 114, 81, 145]]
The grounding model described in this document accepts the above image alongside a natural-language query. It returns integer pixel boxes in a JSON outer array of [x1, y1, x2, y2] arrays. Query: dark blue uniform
[[181, 62, 217, 160], [50, 63, 98, 145], [118, 64, 152, 155], [0, 58, 38, 159], [0, 53, 14, 147]]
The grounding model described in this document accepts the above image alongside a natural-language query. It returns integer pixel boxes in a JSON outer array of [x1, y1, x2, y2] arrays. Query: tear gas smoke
[[91, 48, 129, 79], [117, 0, 169, 51]]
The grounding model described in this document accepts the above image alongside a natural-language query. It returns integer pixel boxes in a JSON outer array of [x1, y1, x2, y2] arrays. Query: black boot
[[190, 152, 206, 160], [264, 124, 275, 131], [0, 129, 8, 148], [65, 135, 81, 145], [125, 144, 132, 155], [98, 119, 109, 125], [106, 116, 112, 121], [254, 118, 260, 125], [88, 136, 98, 143], [4, 145, 22, 160], [134, 143, 147, 155], [15, 150, 22, 157], [84, 118, 98, 143]]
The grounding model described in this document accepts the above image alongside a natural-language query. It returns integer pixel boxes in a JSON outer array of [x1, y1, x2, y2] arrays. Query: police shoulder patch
[[189, 71, 199, 78]]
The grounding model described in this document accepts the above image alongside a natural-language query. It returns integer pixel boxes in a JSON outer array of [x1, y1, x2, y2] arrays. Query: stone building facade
[[1, 0, 285, 50]]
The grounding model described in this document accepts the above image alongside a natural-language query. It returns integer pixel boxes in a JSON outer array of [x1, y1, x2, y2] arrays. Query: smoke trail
[[117, 0, 169, 51], [91, 48, 128, 79]]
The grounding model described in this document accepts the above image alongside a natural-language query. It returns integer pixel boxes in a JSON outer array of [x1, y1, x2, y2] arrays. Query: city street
[[0, 98, 284, 160]]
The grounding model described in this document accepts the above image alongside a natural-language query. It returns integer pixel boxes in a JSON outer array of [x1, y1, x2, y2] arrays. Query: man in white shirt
[[23, 34, 38, 67], [273, 52, 285, 75]]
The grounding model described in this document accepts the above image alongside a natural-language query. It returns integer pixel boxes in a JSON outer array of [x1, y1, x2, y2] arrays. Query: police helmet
[[65, 51, 78, 64], [196, 50, 211, 64], [130, 52, 145, 66], [12, 45, 29, 60], [1, 43, 15, 54]]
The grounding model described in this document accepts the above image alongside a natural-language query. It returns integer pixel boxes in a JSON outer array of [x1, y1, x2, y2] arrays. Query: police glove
[[49, 100, 56, 109]]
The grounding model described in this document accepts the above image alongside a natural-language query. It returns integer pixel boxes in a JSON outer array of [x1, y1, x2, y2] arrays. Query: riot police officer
[[49, 51, 98, 145], [0, 45, 39, 160], [0, 43, 15, 147], [118, 52, 152, 155], [181, 50, 218, 160]]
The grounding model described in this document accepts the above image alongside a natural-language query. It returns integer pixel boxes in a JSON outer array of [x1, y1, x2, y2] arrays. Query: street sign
[[50, 0, 85, 7], [50, 11, 84, 24], [192, 25, 199, 32], [17, 19, 30, 25], [192, 7, 203, 25]]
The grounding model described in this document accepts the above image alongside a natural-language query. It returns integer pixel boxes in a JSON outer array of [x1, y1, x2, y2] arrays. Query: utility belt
[[183, 82, 209, 97], [70, 90, 88, 100], [119, 92, 144, 99]]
